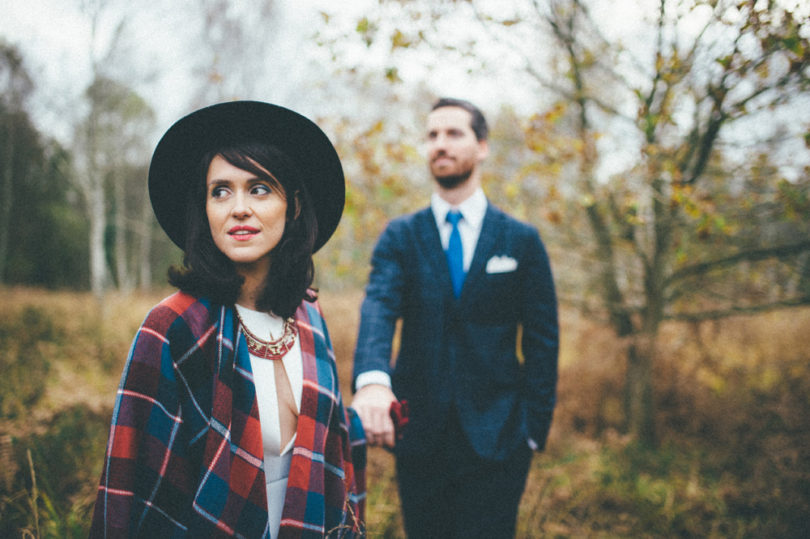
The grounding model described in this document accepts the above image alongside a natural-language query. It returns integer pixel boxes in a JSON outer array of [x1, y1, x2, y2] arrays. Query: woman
[[90, 101, 365, 538]]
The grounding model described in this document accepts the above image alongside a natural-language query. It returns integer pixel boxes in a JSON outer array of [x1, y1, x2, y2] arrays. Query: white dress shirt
[[430, 187, 487, 272]]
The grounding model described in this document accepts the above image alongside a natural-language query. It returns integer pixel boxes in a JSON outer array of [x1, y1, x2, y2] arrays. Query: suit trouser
[[395, 410, 533, 539]]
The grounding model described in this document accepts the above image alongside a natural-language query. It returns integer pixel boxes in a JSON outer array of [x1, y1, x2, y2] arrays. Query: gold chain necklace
[[236, 311, 297, 360]]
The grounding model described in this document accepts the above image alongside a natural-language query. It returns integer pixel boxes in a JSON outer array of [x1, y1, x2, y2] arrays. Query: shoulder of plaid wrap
[[90, 291, 366, 538]]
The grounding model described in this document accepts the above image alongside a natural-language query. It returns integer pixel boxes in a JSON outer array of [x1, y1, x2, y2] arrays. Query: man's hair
[[431, 97, 488, 141], [168, 141, 318, 318]]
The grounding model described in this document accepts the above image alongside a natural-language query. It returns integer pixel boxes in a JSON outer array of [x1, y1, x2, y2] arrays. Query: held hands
[[351, 384, 397, 448]]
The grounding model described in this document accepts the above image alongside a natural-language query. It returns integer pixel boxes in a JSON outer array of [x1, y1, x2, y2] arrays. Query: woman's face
[[205, 154, 288, 278]]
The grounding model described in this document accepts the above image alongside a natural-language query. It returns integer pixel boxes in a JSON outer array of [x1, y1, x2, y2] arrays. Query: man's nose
[[430, 133, 449, 151]]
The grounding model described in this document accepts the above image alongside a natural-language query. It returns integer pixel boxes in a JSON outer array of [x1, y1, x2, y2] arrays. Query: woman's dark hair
[[168, 141, 318, 318]]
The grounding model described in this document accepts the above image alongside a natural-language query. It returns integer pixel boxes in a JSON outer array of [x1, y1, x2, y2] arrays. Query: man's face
[[426, 106, 488, 189]]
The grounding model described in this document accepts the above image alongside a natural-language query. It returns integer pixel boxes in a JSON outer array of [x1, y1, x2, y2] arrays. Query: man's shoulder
[[485, 203, 538, 235], [391, 206, 432, 224], [381, 206, 433, 234]]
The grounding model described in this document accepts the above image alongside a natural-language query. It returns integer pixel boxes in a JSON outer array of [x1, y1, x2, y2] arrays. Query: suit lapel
[[460, 205, 502, 301], [414, 208, 455, 294]]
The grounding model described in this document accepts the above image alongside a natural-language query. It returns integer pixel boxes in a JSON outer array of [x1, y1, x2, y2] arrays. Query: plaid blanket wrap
[[90, 291, 366, 538]]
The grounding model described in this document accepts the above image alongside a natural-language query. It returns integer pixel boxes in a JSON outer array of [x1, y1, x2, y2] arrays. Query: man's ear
[[477, 139, 490, 161]]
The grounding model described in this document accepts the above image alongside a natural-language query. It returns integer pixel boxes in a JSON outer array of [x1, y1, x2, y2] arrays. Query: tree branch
[[665, 240, 810, 287], [665, 296, 810, 322]]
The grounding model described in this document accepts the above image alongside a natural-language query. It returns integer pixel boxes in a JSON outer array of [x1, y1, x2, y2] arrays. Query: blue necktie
[[445, 210, 465, 297]]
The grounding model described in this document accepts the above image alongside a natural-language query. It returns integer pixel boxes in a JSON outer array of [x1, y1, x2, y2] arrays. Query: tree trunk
[[137, 190, 152, 289], [625, 332, 657, 446], [88, 182, 107, 299], [114, 171, 132, 292], [0, 121, 13, 283]]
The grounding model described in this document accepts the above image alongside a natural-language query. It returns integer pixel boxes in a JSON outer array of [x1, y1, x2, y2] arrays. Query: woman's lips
[[228, 225, 259, 241]]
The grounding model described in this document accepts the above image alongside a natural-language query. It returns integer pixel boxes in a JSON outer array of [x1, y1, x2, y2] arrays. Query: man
[[352, 97, 558, 538]]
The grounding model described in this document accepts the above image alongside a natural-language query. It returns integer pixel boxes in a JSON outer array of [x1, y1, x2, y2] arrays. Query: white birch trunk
[[114, 171, 132, 292], [137, 190, 153, 288], [88, 178, 107, 299]]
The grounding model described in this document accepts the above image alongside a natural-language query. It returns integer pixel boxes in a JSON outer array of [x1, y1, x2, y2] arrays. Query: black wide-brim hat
[[148, 100, 345, 252]]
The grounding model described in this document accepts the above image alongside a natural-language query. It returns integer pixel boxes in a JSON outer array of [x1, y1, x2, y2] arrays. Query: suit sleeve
[[520, 227, 559, 450], [352, 222, 406, 390]]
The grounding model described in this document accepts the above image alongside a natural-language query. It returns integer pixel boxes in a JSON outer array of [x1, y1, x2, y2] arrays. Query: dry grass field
[[1, 286, 809, 537]]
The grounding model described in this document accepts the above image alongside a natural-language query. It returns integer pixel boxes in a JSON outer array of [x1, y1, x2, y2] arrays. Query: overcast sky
[[2, 0, 519, 138], [2, 0, 300, 138], [0, 0, 651, 179], [1, 0, 650, 131], [2, 0, 807, 181]]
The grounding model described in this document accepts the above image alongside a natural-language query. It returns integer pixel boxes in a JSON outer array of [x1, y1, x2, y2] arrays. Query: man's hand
[[352, 384, 397, 448]]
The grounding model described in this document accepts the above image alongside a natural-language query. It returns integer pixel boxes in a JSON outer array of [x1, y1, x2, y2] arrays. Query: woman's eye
[[210, 186, 229, 199], [252, 184, 272, 195]]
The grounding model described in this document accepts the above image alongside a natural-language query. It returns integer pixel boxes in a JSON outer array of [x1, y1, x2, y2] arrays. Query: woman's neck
[[237, 267, 268, 310]]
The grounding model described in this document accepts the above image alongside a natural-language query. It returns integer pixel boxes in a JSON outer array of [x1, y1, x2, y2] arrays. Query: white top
[[235, 304, 304, 538]]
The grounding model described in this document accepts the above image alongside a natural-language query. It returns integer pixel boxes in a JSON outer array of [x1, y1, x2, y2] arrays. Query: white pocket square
[[486, 255, 518, 274]]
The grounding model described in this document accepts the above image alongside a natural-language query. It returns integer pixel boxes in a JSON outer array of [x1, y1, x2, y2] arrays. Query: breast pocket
[[467, 270, 521, 324]]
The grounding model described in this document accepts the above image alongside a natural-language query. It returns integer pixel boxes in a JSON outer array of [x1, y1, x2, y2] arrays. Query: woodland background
[[1, 0, 809, 537]]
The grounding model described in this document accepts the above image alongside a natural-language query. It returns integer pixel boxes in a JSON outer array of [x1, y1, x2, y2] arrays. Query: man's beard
[[434, 169, 472, 189]]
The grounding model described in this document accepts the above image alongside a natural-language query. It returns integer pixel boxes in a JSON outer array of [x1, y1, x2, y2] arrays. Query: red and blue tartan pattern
[[90, 292, 365, 538]]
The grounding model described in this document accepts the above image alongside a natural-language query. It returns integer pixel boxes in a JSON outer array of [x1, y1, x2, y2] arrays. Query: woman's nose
[[231, 192, 252, 217]]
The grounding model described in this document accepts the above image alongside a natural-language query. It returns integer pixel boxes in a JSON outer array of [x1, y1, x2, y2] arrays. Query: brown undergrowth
[[1, 287, 808, 537]]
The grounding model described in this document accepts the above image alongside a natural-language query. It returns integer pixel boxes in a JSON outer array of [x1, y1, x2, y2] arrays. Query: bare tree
[[527, 0, 809, 444], [71, 0, 116, 298], [191, 0, 279, 105], [71, 0, 156, 297]]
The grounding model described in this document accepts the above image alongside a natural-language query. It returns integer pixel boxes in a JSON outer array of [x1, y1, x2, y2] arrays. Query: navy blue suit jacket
[[353, 202, 558, 461]]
